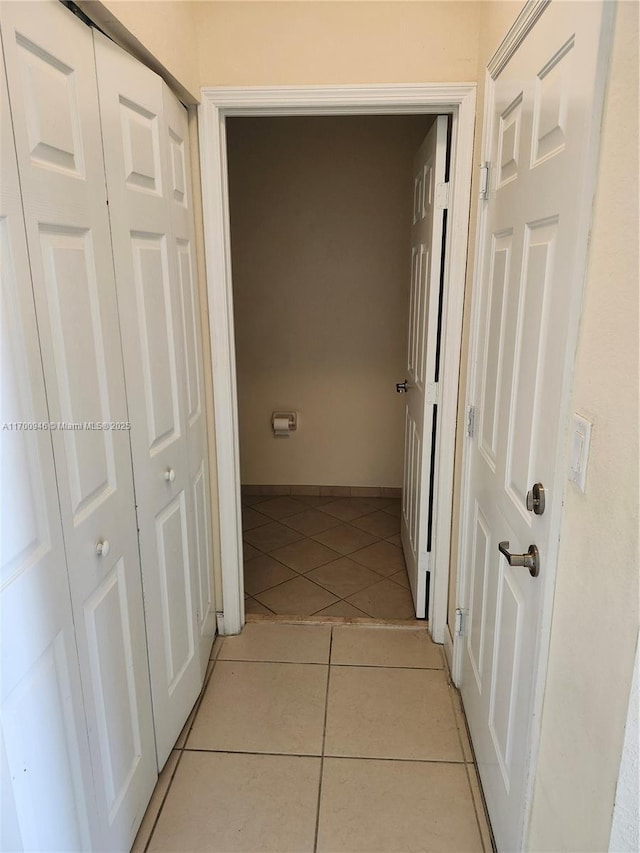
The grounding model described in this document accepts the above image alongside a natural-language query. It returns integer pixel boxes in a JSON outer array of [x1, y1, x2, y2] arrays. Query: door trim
[[198, 84, 476, 637], [452, 0, 615, 846]]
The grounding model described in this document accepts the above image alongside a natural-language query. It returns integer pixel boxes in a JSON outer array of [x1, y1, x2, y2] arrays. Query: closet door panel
[[1, 4, 157, 849], [94, 31, 201, 767], [164, 89, 216, 672], [0, 52, 94, 852]]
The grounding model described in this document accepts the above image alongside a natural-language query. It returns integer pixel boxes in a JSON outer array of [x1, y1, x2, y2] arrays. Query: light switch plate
[[569, 413, 592, 492]]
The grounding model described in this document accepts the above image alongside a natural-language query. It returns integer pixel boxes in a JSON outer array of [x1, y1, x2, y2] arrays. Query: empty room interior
[[227, 113, 448, 620], [1, 1, 637, 853]]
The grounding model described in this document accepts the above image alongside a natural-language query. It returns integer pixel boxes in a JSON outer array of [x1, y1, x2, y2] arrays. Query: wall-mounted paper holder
[[272, 411, 298, 436]]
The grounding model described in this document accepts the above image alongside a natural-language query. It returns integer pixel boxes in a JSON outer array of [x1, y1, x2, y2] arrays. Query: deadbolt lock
[[526, 482, 546, 515]]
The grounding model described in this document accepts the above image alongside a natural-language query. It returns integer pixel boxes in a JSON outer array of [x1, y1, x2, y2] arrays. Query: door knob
[[498, 541, 540, 578], [526, 482, 546, 515], [164, 468, 176, 483], [396, 379, 411, 394], [96, 539, 110, 558]]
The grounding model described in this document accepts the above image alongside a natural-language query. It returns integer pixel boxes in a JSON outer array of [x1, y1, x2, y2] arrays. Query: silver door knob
[[526, 483, 545, 515], [96, 539, 110, 557], [396, 379, 411, 394], [164, 468, 176, 483], [498, 541, 540, 578]]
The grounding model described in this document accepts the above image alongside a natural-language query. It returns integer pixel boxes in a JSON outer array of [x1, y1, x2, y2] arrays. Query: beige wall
[[527, 3, 639, 849], [227, 114, 433, 486], [194, 1, 481, 86]]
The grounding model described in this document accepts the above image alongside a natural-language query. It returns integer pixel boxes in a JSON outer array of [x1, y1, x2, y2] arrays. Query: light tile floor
[[241, 495, 418, 620], [134, 622, 494, 853]]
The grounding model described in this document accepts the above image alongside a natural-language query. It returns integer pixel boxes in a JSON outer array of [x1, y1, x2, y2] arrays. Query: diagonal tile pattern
[[138, 622, 493, 852], [240, 495, 417, 618]]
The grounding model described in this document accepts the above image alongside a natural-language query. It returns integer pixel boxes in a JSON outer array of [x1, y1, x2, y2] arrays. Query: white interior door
[[94, 31, 205, 766], [460, 3, 611, 849], [0, 56, 95, 853], [163, 86, 216, 676], [1, 4, 157, 848], [401, 116, 447, 619]]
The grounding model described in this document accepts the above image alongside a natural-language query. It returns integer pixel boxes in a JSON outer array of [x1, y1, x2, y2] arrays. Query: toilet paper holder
[[272, 411, 297, 436]]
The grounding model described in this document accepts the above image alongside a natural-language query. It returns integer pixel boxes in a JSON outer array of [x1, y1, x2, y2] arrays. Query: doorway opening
[[198, 84, 476, 639], [226, 114, 447, 621]]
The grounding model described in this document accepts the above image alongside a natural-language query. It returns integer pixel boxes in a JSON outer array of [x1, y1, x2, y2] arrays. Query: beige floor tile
[[319, 497, 374, 521], [347, 579, 416, 619], [317, 758, 483, 853], [306, 557, 381, 599], [209, 635, 224, 661], [255, 575, 339, 615], [244, 596, 275, 615], [313, 601, 370, 618], [351, 510, 400, 538], [148, 751, 320, 853], [390, 569, 410, 589], [270, 538, 340, 573], [243, 553, 298, 596], [219, 622, 331, 664], [354, 496, 397, 510], [187, 660, 327, 755], [325, 666, 462, 761], [131, 750, 180, 852], [350, 541, 407, 576], [242, 541, 261, 561], [386, 532, 402, 547], [312, 523, 378, 555], [331, 626, 444, 669], [382, 500, 401, 517], [283, 508, 342, 535], [243, 520, 304, 552], [466, 762, 495, 852], [241, 494, 269, 506], [293, 494, 336, 506], [257, 496, 307, 519], [241, 506, 270, 531], [174, 701, 199, 750]]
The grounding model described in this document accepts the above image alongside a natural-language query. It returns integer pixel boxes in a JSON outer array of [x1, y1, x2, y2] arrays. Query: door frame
[[198, 84, 476, 637], [451, 0, 615, 844]]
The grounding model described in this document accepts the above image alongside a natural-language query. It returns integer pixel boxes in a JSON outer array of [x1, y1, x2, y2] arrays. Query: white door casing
[[1, 4, 158, 848], [94, 31, 211, 766], [198, 85, 475, 639], [0, 54, 95, 853], [401, 116, 448, 619], [457, 2, 614, 850]]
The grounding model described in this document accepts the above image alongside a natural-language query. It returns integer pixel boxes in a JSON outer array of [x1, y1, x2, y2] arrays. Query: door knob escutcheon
[[498, 541, 540, 578], [396, 379, 411, 394]]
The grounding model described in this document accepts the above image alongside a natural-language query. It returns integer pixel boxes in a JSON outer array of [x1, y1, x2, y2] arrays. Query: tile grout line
[[142, 634, 226, 852], [313, 626, 334, 853], [217, 658, 444, 672]]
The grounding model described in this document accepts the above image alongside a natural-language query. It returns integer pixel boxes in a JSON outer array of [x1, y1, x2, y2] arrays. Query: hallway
[[134, 622, 493, 852]]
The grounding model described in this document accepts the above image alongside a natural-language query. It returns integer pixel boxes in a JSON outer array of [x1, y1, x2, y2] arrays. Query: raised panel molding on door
[[163, 84, 216, 675], [459, 2, 613, 849], [1, 4, 157, 849], [0, 55, 96, 852], [400, 116, 448, 618], [94, 31, 210, 767]]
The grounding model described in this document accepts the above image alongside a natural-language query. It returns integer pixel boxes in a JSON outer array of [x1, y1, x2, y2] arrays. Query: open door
[[400, 116, 448, 619], [460, 2, 612, 849]]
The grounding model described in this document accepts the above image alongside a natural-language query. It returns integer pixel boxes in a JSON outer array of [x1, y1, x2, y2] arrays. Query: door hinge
[[466, 405, 476, 438], [479, 162, 490, 200], [426, 381, 439, 404], [455, 608, 468, 637], [436, 181, 450, 210]]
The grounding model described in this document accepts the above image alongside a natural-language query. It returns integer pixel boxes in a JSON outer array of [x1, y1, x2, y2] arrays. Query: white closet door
[[163, 88, 216, 678], [0, 55, 95, 853], [0, 4, 157, 849], [94, 31, 203, 766]]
